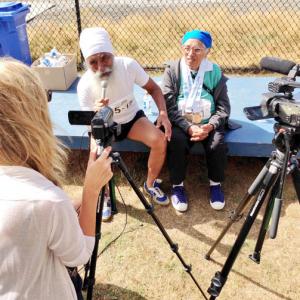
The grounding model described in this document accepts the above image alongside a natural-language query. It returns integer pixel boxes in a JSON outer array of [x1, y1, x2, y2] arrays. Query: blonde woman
[[0, 58, 113, 299]]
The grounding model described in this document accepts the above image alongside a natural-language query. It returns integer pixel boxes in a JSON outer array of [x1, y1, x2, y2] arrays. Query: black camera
[[68, 106, 120, 147], [244, 62, 300, 127]]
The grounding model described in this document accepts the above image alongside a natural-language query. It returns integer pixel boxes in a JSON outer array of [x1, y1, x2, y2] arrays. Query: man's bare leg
[[127, 117, 167, 187]]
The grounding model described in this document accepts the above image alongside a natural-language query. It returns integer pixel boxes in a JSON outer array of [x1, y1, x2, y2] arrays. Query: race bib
[[113, 98, 134, 115], [109, 93, 140, 124]]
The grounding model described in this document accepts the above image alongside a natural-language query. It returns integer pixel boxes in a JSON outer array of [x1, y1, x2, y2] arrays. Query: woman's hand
[[188, 124, 213, 141], [80, 145, 113, 236], [84, 145, 113, 196]]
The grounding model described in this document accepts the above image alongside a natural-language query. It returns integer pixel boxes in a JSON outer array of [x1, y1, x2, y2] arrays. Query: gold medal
[[192, 113, 202, 124]]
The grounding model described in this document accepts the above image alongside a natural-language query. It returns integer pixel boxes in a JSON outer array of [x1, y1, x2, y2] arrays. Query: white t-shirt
[[77, 56, 149, 124], [0, 166, 95, 300]]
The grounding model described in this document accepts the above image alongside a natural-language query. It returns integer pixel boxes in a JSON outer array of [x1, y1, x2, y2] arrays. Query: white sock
[[210, 180, 220, 186], [173, 182, 184, 188]]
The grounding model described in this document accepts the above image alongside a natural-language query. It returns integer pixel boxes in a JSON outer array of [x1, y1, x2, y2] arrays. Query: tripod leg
[[291, 166, 300, 203], [84, 186, 106, 300], [109, 177, 118, 214], [269, 139, 291, 239], [205, 163, 271, 260], [112, 153, 208, 300], [208, 169, 280, 299], [249, 178, 280, 264]]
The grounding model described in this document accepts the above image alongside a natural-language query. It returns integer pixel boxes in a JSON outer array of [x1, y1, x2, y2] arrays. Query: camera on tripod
[[244, 61, 300, 127], [68, 104, 207, 300], [68, 106, 121, 147], [207, 57, 300, 300]]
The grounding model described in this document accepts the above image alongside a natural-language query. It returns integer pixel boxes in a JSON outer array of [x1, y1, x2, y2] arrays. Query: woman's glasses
[[182, 46, 207, 54]]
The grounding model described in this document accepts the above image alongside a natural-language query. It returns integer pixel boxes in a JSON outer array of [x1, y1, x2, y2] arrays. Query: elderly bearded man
[[77, 27, 172, 220]]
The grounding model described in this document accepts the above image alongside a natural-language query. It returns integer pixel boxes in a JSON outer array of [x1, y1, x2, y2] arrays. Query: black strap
[[67, 267, 84, 300], [203, 83, 214, 96]]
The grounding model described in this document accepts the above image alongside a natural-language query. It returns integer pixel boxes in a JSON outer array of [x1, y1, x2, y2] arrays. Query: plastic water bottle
[[143, 92, 152, 116], [39, 49, 68, 68], [40, 57, 52, 67], [49, 48, 60, 58]]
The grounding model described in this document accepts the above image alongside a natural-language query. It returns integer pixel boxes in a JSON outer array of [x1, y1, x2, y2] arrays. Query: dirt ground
[[63, 151, 300, 300]]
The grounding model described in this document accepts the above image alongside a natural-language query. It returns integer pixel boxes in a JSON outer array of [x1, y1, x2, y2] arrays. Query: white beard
[[90, 72, 103, 99], [90, 69, 112, 99]]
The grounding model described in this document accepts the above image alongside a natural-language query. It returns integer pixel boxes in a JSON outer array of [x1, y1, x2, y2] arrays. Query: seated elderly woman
[[0, 58, 113, 299], [162, 30, 230, 212]]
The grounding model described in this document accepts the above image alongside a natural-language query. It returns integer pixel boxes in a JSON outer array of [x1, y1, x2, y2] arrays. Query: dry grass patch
[[28, 6, 300, 71], [63, 151, 300, 300]]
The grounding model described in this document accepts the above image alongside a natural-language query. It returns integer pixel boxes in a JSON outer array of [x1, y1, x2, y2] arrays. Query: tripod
[[206, 124, 300, 299], [83, 151, 208, 300], [82, 178, 116, 299]]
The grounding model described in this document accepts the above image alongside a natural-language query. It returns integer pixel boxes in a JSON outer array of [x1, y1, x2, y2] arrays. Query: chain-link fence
[[2, 0, 300, 72]]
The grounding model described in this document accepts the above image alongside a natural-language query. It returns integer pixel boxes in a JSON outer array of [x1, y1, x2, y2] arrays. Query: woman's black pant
[[167, 125, 228, 185]]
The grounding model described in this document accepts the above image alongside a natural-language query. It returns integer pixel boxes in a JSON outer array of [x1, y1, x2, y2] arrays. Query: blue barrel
[[0, 2, 31, 65]]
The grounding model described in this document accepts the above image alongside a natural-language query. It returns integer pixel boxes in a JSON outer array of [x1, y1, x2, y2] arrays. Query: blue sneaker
[[144, 179, 169, 205], [102, 196, 112, 221], [171, 186, 188, 212], [210, 185, 225, 210]]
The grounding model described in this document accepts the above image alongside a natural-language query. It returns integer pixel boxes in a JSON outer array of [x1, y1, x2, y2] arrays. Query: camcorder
[[68, 106, 121, 147], [244, 57, 300, 127]]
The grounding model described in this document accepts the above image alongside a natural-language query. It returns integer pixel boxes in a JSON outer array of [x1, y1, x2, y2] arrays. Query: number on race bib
[[114, 106, 121, 114]]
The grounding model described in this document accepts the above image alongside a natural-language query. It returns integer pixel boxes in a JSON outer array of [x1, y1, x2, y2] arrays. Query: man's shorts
[[115, 110, 146, 141]]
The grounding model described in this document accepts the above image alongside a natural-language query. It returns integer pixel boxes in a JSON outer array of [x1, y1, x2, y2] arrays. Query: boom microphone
[[260, 57, 297, 75]]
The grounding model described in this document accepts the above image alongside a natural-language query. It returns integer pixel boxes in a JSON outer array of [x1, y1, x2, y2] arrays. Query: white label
[[202, 100, 211, 119]]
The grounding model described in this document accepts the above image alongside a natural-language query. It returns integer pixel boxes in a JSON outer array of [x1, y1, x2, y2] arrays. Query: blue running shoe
[[171, 186, 188, 212], [210, 185, 225, 210], [144, 179, 169, 205]]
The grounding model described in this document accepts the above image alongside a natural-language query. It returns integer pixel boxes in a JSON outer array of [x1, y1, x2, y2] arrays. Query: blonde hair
[[0, 58, 67, 186]]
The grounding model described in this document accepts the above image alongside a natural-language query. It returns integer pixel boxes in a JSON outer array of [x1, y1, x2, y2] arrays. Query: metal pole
[[74, 0, 84, 66]]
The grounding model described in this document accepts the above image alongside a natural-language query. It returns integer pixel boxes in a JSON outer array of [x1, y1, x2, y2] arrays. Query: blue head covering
[[181, 30, 212, 48]]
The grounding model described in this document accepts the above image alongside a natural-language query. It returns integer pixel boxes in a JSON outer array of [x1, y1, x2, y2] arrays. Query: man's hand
[[142, 78, 171, 141], [188, 123, 214, 141], [94, 98, 109, 111], [156, 111, 172, 141]]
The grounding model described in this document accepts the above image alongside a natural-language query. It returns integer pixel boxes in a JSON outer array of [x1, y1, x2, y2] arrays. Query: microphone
[[260, 56, 297, 75], [101, 79, 108, 99]]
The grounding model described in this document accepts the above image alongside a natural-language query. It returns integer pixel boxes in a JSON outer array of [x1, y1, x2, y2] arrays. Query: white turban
[[79, 27, 114, 59]]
